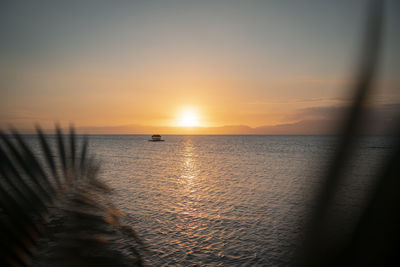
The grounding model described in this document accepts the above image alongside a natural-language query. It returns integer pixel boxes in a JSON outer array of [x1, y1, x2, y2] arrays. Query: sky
[[0, 0, 399, 134]]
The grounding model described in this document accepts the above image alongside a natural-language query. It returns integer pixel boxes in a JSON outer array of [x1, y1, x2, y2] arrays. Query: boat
[[148, 134, 164, 142]]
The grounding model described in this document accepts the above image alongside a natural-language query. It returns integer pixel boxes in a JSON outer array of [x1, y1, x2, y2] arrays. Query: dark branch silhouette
[[296, 0, 400, 266]]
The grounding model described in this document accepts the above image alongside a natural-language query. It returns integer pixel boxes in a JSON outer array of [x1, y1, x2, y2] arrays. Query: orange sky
[[0, 1, 399, 134]]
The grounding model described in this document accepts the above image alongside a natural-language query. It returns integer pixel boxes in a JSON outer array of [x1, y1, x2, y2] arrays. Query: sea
[[27, 135, 394, 266]]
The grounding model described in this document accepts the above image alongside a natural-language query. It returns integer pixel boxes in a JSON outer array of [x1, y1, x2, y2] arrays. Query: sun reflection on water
[[179, 137, 199, 215], [182, 141, 196, 182]]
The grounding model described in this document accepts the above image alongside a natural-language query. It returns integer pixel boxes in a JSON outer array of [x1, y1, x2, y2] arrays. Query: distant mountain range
[[58, 117, 397, 135]]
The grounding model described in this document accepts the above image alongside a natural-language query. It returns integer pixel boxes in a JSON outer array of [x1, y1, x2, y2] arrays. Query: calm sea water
[[26, 135, 393, 266]]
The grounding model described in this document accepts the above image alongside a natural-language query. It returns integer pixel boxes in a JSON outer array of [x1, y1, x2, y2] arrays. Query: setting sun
[[177, 108, 201, 127]]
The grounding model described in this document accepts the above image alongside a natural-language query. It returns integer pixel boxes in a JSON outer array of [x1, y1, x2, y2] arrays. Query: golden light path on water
[[178, 138, 202, 232]]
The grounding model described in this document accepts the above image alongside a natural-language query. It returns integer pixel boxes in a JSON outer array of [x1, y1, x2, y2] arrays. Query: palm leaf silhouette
[[0, 126, 145, 266]]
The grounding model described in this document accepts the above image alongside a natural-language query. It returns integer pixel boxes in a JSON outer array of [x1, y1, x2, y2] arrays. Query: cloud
[[285, 105, 348, 122], [253, 119, 338, 135]]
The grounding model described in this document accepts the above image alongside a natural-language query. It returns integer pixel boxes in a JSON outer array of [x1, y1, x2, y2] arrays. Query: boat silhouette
[[148, 134, 164, 142]]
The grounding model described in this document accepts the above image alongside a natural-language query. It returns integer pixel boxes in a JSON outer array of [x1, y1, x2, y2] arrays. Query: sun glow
[[177, 108, 201, 127]]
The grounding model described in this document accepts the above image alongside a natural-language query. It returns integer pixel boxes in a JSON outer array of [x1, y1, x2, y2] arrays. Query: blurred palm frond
[[0, 126, 145, 267]]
